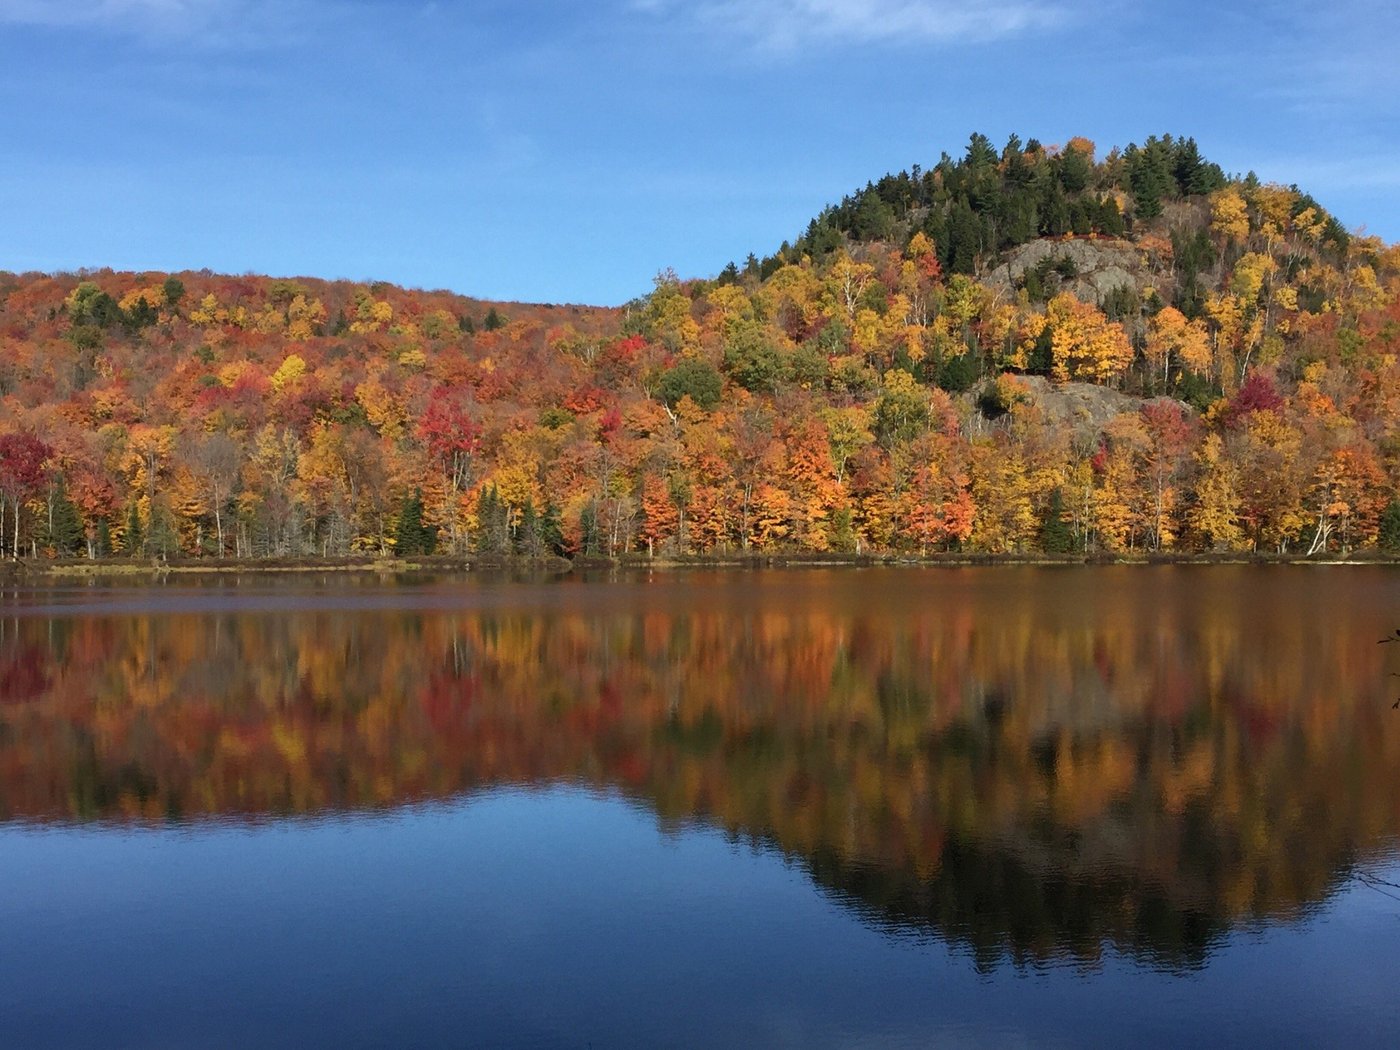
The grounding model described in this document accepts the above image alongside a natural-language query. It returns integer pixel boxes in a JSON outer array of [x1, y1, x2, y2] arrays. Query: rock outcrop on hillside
[[984, 238, 1163, 307]]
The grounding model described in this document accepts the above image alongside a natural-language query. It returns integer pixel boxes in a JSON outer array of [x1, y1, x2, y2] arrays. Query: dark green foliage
[[538, 406, 574, 429], [483, 307, 505, 331], [578, 500, 601, 557], [1101, 284, 1140, 323], [66, 283, 123, 329], [1020, 255, 1077, 302], [1038, 489, 1076, 553], [828, 506, 857, 553], [772, 131, 1232, 287], [95, 519, 112, 558], [475, 485, 511, 555], [1040, 182, 1071, 237], [1174, 138, 1226, 196], [123, 503, 144, 557], [122, 297, 158, 332], [1026, 326, 1053, 374], [458, 314, 476, 334], [852, 190, 896, 241], [965, 132, 998, 169], [67, 324, 102, 351], [394, 489, 437, 556], [789, 340, 831, 389], [659, 358, 723, 409], [999, 189, 1039, 247], [1069, 199, 1093, 236], [515, 499, 542, 557], [946, 199, 983, 275], [43, 480, 84, 556], [1056, 144, 1092, 193], [147, 505, 179, 559], [1378, 501, 1400, 553], [1173, 369, 1220, 412], [716, 261, 740, 286], [1095, 196, 1125, 237], [540, 501, 565, 556], [1124, 137, 1176, 220], [1172, 227, 1218, 318], [162, 277, 185, 308], [724, 324, 786, 393], [934, 350, 979, 393]]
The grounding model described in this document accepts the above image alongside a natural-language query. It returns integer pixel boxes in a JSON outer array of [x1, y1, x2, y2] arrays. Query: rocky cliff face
[[984, 237, 1165, 306]]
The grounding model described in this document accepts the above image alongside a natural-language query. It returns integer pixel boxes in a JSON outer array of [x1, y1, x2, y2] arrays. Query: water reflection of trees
[[1, 571, 1397, 968]]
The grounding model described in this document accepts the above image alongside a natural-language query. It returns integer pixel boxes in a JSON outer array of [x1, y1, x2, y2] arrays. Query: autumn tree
[[0, 434, 52, 557], [1044, 294, 1134, 385]]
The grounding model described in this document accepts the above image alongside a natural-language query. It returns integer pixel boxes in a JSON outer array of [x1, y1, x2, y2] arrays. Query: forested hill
[[2, 133, 1400, 562]]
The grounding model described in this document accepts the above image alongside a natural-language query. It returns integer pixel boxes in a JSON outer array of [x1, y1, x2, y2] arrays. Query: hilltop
[[2, 133, 1399, 562]]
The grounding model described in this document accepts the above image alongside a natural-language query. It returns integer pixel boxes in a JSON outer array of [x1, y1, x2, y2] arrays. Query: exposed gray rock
[[969, 374, 1191, 439], [984, 237, 1171, 307]]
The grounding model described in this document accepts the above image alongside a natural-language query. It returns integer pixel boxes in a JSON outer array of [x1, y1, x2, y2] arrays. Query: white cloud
[[633, 0, 1067, 51]]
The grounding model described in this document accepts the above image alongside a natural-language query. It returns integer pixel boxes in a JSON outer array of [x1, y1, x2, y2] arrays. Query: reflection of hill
[[1, 569, 1398, 968]]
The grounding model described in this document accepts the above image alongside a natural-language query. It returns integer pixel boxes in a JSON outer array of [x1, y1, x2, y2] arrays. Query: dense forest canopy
[[3, 132, 1400, 560]]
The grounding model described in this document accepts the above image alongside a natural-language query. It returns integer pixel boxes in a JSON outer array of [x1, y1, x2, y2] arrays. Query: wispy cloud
[[0, 0, 322, 45], [632, 0, 1068, 52]]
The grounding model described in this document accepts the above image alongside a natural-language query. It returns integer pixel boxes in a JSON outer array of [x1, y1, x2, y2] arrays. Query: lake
[[1, 566, 1398, 1048]]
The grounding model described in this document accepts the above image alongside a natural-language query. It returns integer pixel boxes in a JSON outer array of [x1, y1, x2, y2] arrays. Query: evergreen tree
[[946, 198, 981, 275], [394, 489, 437, 556], [1069, 199, 1093, 236], [148, 504, 179, 559], [162, 276, 185, 309], [45, 479, 83, 556], [829, 507, 857, 553], [1038, 489, 1076, 553], [540, 501, 565, 557], [475, 485, 511, 555], [1056, 144, 1092, 193], [1095, 196, 1126, 237], [1040, 182, 1071, 237], [516, 499, 541, 557], [1379, 501, 1400, 553], [95, 519, 112, 559], [1125, 137, 1175, 220], [483, 307, 505, 331], [579, 500, 601, 557], [123, 503, 144, 557], [1173, 137, 1225, 196]]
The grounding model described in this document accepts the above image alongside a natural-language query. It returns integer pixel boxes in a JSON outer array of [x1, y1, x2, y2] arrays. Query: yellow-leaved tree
[[1045, 293, 1133, 384]]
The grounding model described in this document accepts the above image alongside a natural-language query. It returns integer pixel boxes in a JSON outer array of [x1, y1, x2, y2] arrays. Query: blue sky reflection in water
[[2, 566, 1400, 1046], [1, 789, 1397, 1049]]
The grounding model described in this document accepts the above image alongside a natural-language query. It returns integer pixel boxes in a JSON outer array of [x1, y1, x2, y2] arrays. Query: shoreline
[[4, 550, 1398, 580]]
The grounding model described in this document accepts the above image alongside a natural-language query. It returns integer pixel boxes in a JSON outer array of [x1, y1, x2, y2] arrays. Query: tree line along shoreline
[[3, 133, 1400, 565]]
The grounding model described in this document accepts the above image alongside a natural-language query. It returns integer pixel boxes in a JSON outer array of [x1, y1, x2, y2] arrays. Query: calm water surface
[[2, 566, 1398, 1048]]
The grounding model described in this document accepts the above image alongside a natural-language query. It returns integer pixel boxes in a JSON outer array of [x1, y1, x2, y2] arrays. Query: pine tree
[[95, 519, 112, 558], [516, 499, 540, 557], [394, 489, 436, 556], [1038, 489, 1076, 553], [46, 479, 83, 556], [540, 502, 565, 557], [475, 485, 510, 555], [579, 500, 600, 557], [123, 503, 144, 557], [1379, 501, 1400, 553]]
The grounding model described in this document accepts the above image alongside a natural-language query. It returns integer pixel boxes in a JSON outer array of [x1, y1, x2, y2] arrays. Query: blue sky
[[2, 0, 1396, 305]]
